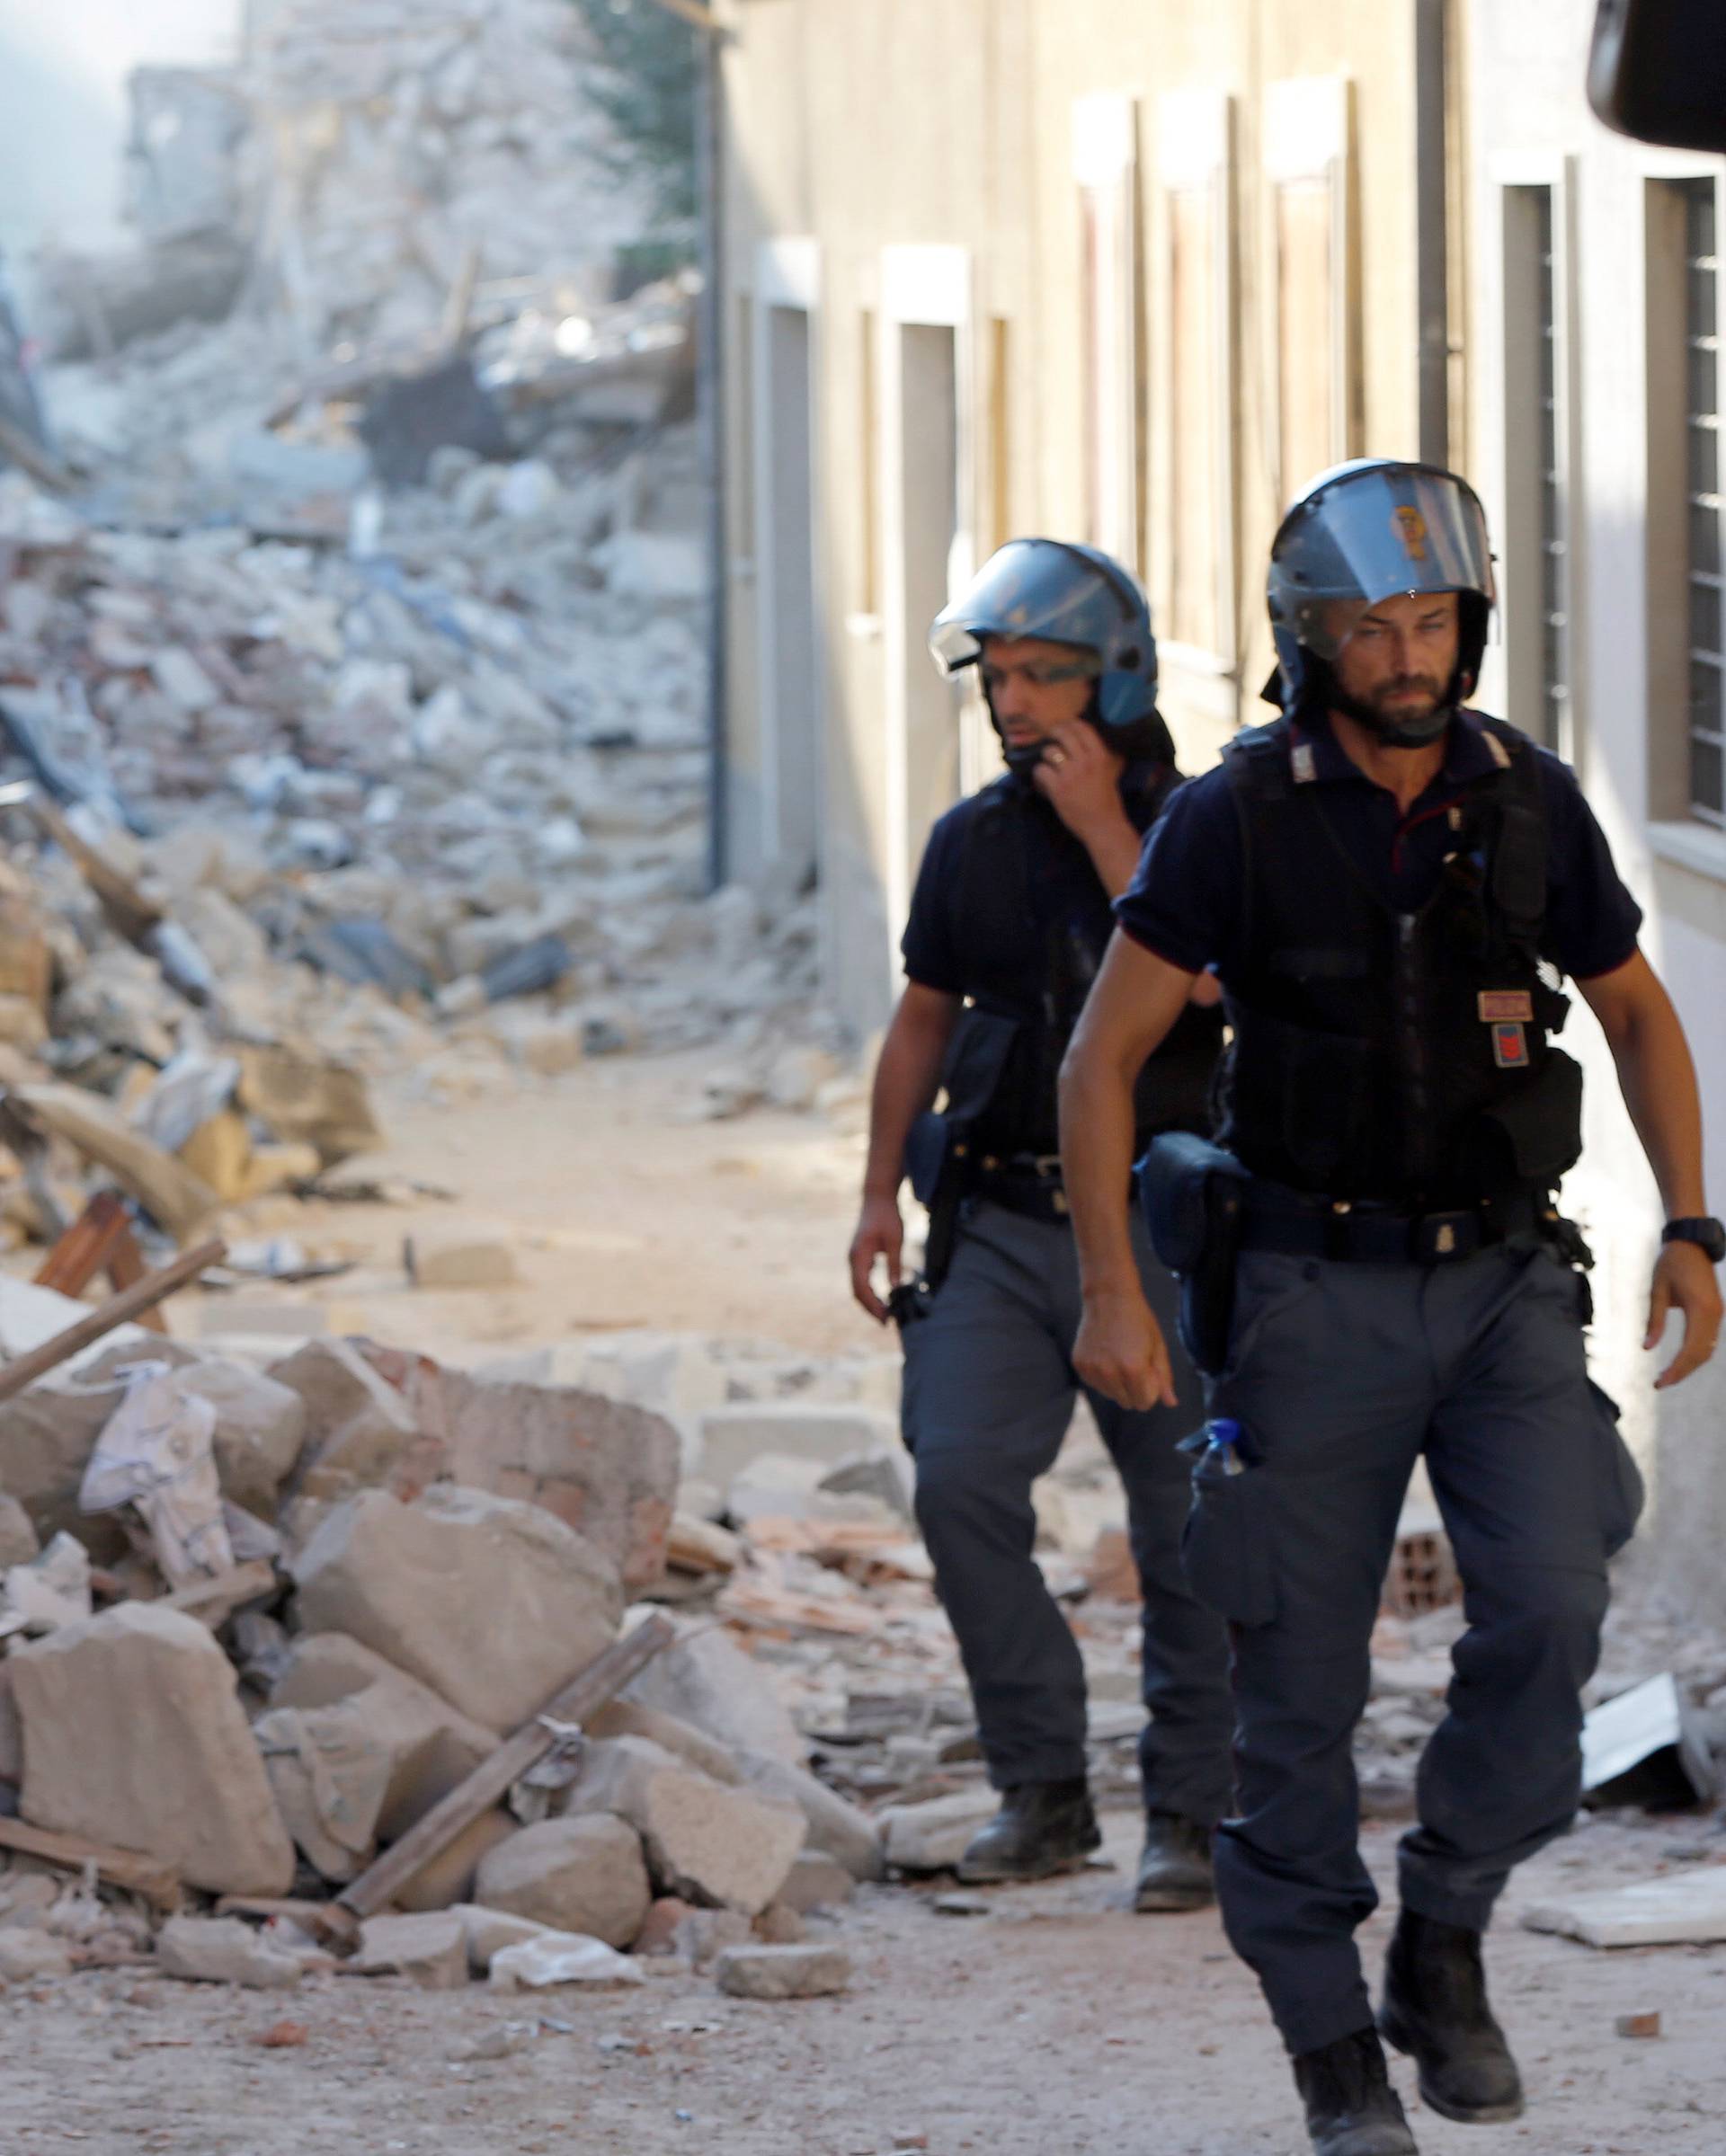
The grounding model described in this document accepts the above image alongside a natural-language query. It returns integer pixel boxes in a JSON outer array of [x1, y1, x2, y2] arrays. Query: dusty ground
[[7, 1052, 1723, 2154], [188, 1046, 882, 1363], [0, 1808, 1721, 2155]]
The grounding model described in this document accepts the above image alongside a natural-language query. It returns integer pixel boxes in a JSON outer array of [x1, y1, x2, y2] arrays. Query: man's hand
[[1032, 720, 1128, 843], [1646, 1238, 1723, 1389], [1073, 1282, 1179, 1410], [849, 1195, 904, 1325]]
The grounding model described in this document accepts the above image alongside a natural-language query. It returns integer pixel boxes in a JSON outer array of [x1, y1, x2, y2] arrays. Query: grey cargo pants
[[901, 1198, 1234, 1824], [1187, 1239, 1643, 2057]]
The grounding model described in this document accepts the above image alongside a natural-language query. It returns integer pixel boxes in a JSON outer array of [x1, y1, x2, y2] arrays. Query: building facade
[[711, 0, 1466, 1029], [1465, 0, 1726, 1617]]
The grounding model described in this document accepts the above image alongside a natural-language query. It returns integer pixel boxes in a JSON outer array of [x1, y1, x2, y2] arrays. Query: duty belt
[[1237, 1186, 1561, 1265], [972, 1152, 1070, 1223], [971, 1152, 1144, 1228]]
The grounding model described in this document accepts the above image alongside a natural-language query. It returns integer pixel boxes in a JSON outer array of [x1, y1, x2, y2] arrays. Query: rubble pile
[[0, 0, 835, 1264], [0, 1294, 891, 1996], [0, 403, 825, 1115], [0, 1304, 1718, 2003]]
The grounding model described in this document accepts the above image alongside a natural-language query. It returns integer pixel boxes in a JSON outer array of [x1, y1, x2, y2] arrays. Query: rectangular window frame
[[1074, 93, 1143, 576], [1263, 76, 1359, 506], [751, 238, 823, 872], [1498, 160, 1581, 764], [1647, 172, 1726, 837], [1152, 88, 1238, 687], [878, 245, 978, 972]]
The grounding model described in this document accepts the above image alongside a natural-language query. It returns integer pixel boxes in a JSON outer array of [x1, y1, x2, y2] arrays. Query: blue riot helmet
[[1267, 459, 1497, 743], [929, 538, 1172, 768]]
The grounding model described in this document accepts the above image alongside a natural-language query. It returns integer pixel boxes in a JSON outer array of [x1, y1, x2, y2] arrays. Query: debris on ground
[[1524, 1871, 1726, 1949]]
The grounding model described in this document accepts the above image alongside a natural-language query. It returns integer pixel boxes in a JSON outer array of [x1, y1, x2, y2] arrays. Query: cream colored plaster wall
[[719, 0, 1442, 1028]]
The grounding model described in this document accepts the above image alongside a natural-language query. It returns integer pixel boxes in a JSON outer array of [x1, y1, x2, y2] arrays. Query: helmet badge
[[1392, 505, 1428, 561]]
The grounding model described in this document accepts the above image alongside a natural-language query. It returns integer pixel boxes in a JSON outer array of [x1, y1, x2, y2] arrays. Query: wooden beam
[[332, 1614, 675, 1933], [0, 1238, 226, 1403], [33, 1193, 131, 1299], [0, 1817, 179, 1911]]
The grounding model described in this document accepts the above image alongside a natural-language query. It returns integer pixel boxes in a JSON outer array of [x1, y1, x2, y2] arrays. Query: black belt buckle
[[1412, 1210, 1478, 1264]]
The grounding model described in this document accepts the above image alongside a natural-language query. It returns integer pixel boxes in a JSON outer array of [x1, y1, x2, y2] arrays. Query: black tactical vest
[[947, 765, 1223, 1157], [1215, 714, 1583, 1205]]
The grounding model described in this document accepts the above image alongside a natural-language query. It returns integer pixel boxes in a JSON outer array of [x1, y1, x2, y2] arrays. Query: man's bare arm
[[1060, 934, 1200, 1407], [1579, 949, 1722, 1388], [849, 982, 962, 1322]]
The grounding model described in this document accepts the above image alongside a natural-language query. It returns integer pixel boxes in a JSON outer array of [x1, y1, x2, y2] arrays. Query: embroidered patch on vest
[[1291, 741, 1317, 785], [1491, 1021, 1530, 1069], [1478, 990, 1535, 1023]]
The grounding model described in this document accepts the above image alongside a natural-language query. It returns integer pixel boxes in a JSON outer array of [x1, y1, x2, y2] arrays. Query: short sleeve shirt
[[1113, 710, 1642, 986], [903, 763, 1170, 1008]]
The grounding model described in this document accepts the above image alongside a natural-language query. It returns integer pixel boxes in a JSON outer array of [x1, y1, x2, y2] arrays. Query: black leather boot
[[1132, 1811, 1215, 1911], [1378, 1909, 1525, 2124], [955, 1779, 1100, 1883], [1292, 2028, 1419, 2156]]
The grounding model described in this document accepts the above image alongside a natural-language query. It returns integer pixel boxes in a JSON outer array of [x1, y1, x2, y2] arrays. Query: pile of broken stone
[[0, 1300, 922, 2005], [0, 0, 841, 1189]]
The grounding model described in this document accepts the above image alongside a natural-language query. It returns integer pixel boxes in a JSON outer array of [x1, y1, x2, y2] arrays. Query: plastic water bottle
[[1204, 1416, 1247, 1477]]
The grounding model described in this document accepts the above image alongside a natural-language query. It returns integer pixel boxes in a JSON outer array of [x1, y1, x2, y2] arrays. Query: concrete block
[[778, 1851, 857, 1913], [12, 1604, 296, 1896], [174, 1360, 307, 1516], [569, 1735, 805, 1915], [713, 1943, 852, 2000], [361, 1351, 678, 1593], [353, 1911, 471, 1989], [878, 1790, 1000, 1875], [620, 1619, 802, 1765], [266, 1338, 419, 1504], [1524, 1871, 1726, 1948], [405, 1231, 520, 1290], [290, 1486, 621, 1735], [734, 1752, 885, 1882], [587, 1699, 743, 1785], [156, 1915, 303, 1990], [697, 1404, 899, 1489], [474, 1814, 651, 1949]]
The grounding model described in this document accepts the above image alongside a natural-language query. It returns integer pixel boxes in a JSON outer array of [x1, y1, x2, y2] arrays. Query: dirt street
[[0, 1809, 1718, 2155], [229, 1048, 883, 1362], [2, 1057, 1719, 2155]]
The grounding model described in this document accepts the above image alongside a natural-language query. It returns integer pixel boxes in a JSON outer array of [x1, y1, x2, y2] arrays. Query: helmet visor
[[1271, 466, 1495, 657], [928, 539, 1125, 675]]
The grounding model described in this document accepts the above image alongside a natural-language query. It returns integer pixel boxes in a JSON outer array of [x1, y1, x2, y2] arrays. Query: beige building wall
[[1464, 0, 1726, 1618], [716, 0, 1463, 1034]]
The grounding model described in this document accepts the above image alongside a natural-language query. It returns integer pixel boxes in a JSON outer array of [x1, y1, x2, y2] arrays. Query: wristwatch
[[1661, 1217, 1726, 1264]]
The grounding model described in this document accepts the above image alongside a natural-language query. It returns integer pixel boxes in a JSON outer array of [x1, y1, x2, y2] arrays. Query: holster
[[1139, 1131, 1250, 1377], [894, 1007, 1023, 1322]]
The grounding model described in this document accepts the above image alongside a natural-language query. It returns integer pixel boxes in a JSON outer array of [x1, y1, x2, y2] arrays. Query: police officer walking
[[848, 538, 1233, 1905], [1060, 461, 1723, 2154]]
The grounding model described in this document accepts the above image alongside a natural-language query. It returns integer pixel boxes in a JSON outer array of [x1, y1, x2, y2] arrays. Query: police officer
[[1059, 461, 1723, 2155], [848, 538, 1233, 1904]]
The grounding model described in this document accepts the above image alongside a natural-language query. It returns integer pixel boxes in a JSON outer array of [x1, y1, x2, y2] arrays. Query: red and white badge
[[1478, 990, 1535, 1024], [1490, 1021, 1530, 1069]]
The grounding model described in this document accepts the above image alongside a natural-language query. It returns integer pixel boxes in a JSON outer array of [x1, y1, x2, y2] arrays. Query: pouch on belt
[[1138, 1131, 1250, 1376]]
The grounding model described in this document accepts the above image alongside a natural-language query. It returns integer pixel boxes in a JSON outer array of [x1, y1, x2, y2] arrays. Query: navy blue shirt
[[903, 762, 1169, 1003], [1115, 710, 1642, 985]]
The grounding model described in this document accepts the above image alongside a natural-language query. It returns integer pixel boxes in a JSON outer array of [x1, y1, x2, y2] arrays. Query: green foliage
[[569, 0, 699, 231]]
